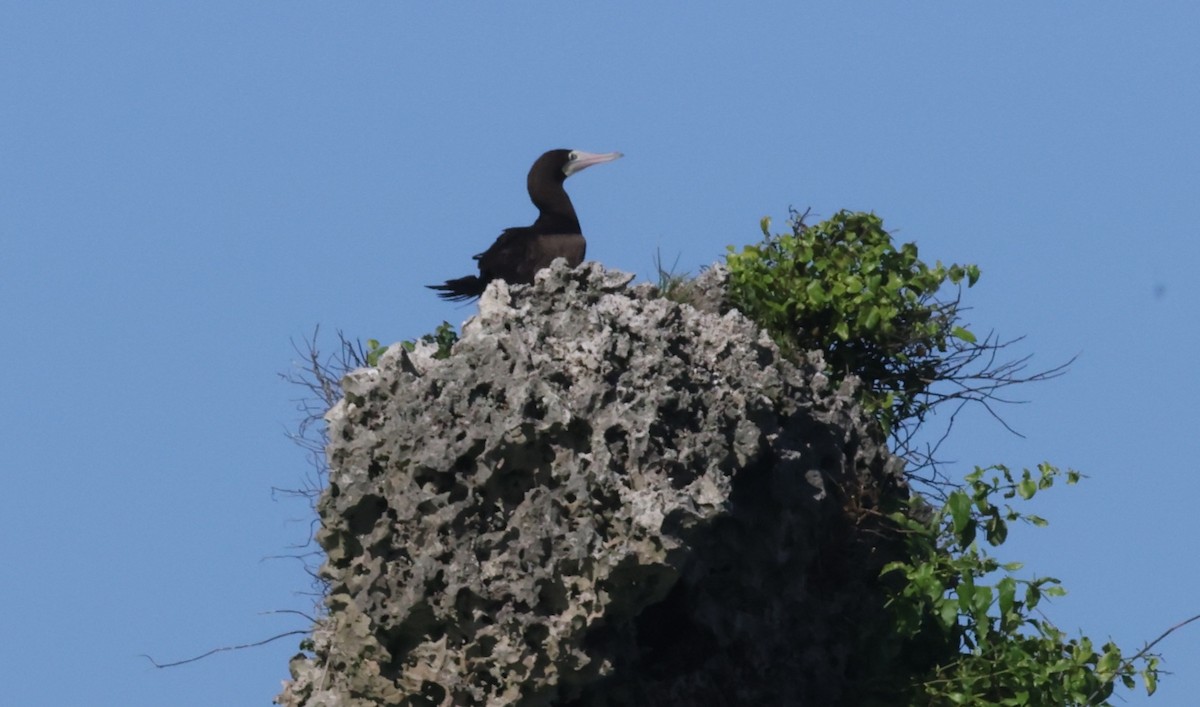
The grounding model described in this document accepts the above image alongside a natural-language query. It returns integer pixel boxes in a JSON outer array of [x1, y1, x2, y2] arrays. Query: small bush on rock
[[727, 210, 1163, 706], [726, 208, 978, 436]]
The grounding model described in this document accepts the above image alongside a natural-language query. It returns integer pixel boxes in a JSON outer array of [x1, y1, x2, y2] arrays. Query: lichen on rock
[[278, 260, 908, 706]]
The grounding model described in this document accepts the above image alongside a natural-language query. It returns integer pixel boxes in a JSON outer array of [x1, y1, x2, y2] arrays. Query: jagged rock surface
[[278, 261, 907, 706]]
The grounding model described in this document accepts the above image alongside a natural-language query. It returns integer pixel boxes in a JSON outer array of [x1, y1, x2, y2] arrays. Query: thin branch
[[1128, 612, 1200, 664], [1084, 612, 1200, 703], [890, 328, 1075, 492], [141, 630, 310, 669], [260, 609, 318, 623]]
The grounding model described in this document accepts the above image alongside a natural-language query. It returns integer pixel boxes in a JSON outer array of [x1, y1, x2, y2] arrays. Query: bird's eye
[[567, 151, 578, 161]]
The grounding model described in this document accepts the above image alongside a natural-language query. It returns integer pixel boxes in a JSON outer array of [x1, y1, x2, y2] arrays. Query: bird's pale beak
[[564, 150, 623, 177]]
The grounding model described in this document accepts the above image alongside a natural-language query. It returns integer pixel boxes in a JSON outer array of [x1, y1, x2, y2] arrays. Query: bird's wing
[[475, 227, 528, 259], [475, 227, 536, 282]]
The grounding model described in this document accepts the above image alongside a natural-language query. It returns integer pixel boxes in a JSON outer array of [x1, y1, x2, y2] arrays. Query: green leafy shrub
[[366, 321, 459, 366], [874, 464, 1160, 705], [726, 209, 978, 433], [723, 209, 1164, 704]]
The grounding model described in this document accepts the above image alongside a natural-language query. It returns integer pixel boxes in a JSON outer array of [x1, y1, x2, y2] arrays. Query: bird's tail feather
[[427, 276, 486, 302]]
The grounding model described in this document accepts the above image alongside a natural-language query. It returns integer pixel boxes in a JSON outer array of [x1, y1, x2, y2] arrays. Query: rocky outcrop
[[277, 261, 908, 706]]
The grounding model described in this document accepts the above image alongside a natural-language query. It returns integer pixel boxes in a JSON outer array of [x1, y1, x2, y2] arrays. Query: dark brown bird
[[428, 148, 623, 301]]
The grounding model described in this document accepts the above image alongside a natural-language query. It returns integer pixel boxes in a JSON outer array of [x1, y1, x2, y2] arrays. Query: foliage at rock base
[[868, 463, 1159, 705]]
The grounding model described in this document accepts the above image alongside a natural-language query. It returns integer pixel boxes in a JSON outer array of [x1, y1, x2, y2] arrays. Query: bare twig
[[275, 326, 373, 591], [887, 319, 1075, 494], [141, 630, 310, 669], [1127, 613, 1200, 665], [261, 609, 318, 623], [1085, 612, 1200, 703]]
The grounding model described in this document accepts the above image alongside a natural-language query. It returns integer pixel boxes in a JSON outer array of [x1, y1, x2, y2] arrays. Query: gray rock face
[[278, 261, 907, 706]]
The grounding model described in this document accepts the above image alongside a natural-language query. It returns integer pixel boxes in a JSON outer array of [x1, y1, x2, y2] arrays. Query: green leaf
[[951, 326, 977, 343], [997, 576, 1016, 618], [948, 491, 971, 538], [1097, 649, 1120, 679], [367, 343, 390, 366], [1025, 582, 1042, 610], [985, 508, 1007, 545], [805, 279, 825, 303], [937, 597, 959, 629], [971, 584, 993, 617], [967, 264, 981, 286]]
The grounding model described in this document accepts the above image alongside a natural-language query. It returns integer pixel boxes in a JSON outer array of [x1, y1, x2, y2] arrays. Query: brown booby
[[428, 148, 623, 301]]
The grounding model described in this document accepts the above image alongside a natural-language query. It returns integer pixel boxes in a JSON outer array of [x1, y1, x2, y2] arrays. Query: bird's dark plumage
[[428, 148, 622, 301]]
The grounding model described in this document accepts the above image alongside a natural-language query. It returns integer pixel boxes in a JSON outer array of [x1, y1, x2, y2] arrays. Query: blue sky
[[3, 3, 1197, 705]]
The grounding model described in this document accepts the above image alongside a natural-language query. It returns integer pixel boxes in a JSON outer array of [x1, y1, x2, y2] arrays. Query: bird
[[428, 148, 623, 301]]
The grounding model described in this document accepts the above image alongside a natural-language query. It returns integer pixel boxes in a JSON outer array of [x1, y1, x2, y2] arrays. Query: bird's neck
[[530, 184, 581, 234]]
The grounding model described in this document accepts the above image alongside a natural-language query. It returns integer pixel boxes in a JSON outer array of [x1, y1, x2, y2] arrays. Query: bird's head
[[529, 149, 623, 187]]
